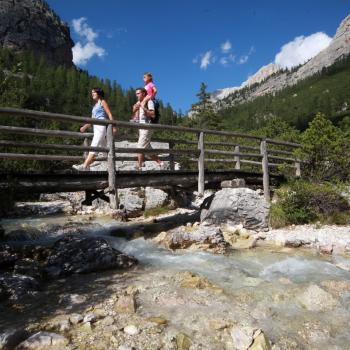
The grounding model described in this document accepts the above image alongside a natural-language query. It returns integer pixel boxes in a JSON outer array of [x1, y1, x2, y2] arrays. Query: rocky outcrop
[[44, 235, 137, 278], [201, 188, 270, 231], [213, 14, 350, 105], [0, 0, 74, 67]]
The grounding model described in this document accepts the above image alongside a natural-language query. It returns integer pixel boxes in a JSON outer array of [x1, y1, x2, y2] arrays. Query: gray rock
[[44, 235, 137, 278], [201, 188, 270, 231], [0, 0, 74, 67], [0, 273, 40, 301], [68, 313, 83, 325], [0, 328, 28, 350], [16, 331, 69, 350], [118, 188, 145, 217], [155, 225, 228, 253], [145, 187, 169, 210]]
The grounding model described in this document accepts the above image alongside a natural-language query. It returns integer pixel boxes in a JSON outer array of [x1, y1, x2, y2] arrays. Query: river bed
[[1, 214, 350, 349]]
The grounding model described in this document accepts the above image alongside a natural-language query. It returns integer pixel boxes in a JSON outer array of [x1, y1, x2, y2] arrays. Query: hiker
[[133, 87, 163, 170], [72, 87, 116, 171]]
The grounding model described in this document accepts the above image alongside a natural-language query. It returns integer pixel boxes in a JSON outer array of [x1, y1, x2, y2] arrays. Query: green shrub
[[270, 180, 350, 227], [296, 113, 350, 181]]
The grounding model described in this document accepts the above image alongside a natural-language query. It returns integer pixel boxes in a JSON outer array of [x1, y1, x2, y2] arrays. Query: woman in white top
[[72, 87, 116, 171]]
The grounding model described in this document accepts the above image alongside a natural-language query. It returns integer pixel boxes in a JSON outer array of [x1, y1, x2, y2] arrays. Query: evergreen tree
[[190, 83, 221, 129]]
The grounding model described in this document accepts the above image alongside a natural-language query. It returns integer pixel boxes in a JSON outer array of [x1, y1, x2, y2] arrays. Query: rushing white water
[[111, 237, 350, 287]]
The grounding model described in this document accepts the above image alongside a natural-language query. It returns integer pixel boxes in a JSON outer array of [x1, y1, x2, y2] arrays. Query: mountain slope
[[213, 14, 350, 107]]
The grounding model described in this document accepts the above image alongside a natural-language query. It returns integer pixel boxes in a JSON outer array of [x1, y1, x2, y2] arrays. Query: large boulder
[[152, 225, 228, 253], [44, 235, 137, 278], [201, 188, 270, 231]]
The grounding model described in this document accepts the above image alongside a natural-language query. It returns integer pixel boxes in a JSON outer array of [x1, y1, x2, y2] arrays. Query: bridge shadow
[[109, 210, 200, 240]]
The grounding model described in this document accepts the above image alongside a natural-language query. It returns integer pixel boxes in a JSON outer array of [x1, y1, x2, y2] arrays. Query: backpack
[[150, 99, 160, 124]]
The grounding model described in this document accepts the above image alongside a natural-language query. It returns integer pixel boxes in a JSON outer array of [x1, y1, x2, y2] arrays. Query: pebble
[[124, 325, 139, 335]]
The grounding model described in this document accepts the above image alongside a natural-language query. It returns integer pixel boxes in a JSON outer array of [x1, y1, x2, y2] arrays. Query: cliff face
[[213, 14, 350, 106], [0, 0, 74, 67]]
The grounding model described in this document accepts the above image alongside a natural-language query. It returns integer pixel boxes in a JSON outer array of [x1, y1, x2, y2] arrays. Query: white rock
[[83, 313, 97, 323], [123, 325, 139, 335]]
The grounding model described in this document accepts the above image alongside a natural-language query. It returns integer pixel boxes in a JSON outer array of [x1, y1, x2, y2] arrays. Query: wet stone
[[44, 235, 137, 278], [115, 294, 137, 313], [0, 273, 41, 301]]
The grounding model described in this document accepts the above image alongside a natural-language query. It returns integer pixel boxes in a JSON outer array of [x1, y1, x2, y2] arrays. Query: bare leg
[[138, 153, 145, 169], [150, 155, 162, 165], [83, 153, 96, 168]]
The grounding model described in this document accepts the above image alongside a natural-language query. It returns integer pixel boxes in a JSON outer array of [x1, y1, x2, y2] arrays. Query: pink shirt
[[145, 82, 156, 98]]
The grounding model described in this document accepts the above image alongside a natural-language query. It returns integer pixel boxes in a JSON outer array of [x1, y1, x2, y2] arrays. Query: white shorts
[[89, 125, 107, 155], [138, 129, 153, 149]]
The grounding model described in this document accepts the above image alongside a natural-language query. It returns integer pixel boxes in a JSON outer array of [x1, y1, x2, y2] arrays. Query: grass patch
[[144, 206, 172, 218]]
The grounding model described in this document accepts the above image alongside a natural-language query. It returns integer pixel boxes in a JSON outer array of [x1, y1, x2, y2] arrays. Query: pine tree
[[190, 83, 221, 130]]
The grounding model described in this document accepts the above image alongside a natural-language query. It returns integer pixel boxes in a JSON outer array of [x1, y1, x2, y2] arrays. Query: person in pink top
[[141, 72, 157, 108]]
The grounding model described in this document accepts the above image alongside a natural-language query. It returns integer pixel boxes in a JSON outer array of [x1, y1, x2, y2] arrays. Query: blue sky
[[46, 0, 350, 113]]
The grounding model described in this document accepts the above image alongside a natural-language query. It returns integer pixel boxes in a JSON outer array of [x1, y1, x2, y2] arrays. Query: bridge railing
[[0, 107, 301, 207]]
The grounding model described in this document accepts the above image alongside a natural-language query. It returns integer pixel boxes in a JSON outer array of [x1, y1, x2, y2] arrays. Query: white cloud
[[72, 42, 106, 66], [220, 54, 235, 66], [238, 46, 255, 65], [71, 17, 106, 66], [221, 40, 232, 53], [193, 43, 253, 69], [238, 55, 249, 64], [275, 32, 332, 69], [200, 51, 213, 70]]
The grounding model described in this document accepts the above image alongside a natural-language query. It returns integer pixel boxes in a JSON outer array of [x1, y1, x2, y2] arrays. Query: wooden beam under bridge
[[0, 169, 284, 194]]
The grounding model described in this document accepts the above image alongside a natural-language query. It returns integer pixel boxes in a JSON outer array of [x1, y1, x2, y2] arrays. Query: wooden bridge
[[0, 108, 301, 209]]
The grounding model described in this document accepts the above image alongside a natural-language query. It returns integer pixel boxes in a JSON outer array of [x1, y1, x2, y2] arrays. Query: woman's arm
[[80, 123, 91, 132], [102, 100, 114, 121], [102, 100, 117, 133]]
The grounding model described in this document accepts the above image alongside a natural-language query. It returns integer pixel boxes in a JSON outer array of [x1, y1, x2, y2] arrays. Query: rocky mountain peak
[[0, 0, 74, 66]]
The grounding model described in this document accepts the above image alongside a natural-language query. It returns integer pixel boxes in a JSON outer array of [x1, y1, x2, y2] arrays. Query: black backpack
[[150, 99, 160, 124]]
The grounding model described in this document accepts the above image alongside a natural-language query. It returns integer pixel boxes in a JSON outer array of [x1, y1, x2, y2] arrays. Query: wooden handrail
[[0, 107, 305, 205], [0, 107, 301, 144], [0, 140, 109, 153]]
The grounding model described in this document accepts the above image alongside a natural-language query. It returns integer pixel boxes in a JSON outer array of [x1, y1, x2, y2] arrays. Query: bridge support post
[[234, 145, 241, 170], [198, 132, 205, 196], [106, 124, 118, 209], [169, 141, 175, 171], [260, 140, 270, 202], [83, 137, 89, 160], [295, 160, 301, 177]]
